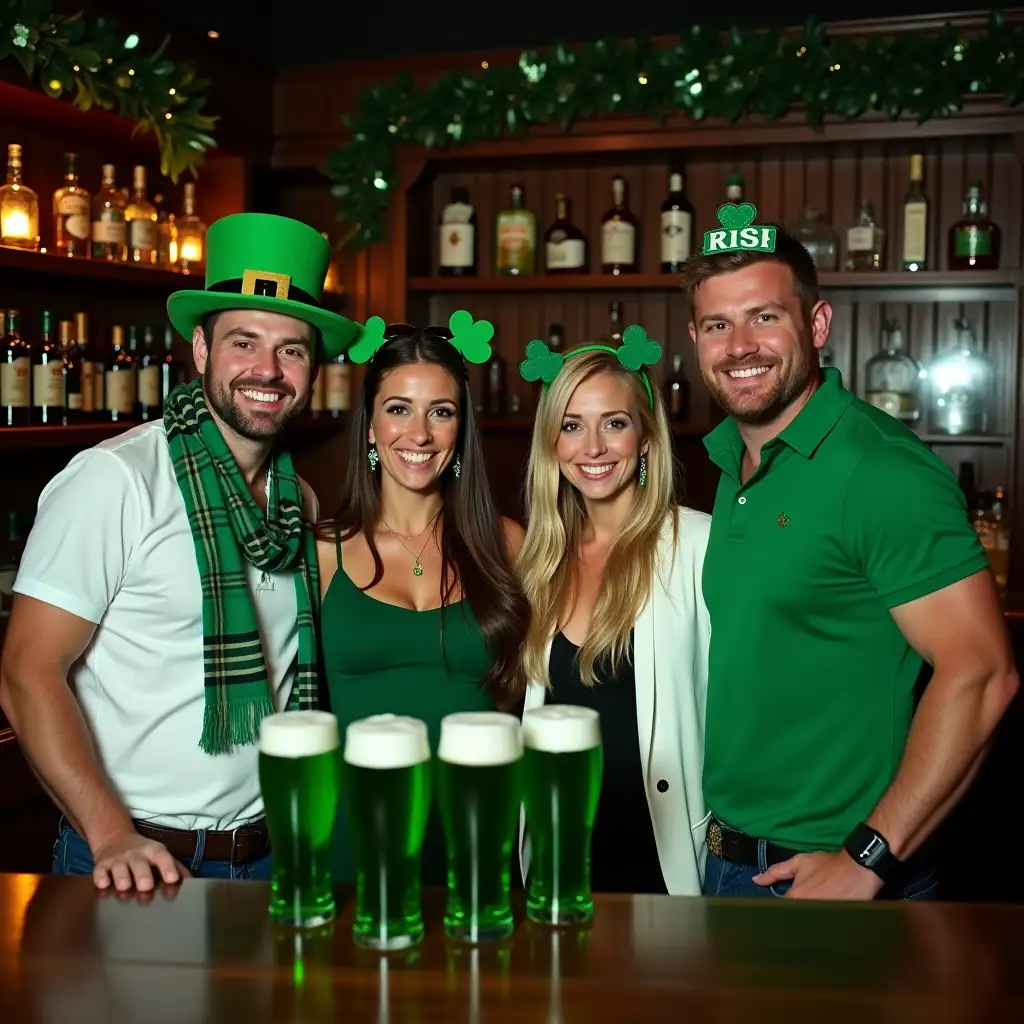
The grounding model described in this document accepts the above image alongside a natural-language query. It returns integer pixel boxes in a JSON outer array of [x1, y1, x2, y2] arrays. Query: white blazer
[[519, 506, 713, 895]]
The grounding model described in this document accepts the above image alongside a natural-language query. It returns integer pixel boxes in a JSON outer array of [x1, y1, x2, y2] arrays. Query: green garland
[[325, 10, 1024, 253], [0, 1, 217, 181]]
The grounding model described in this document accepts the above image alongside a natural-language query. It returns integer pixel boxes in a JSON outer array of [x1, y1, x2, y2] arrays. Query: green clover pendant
[[412, 559, 424, 577]]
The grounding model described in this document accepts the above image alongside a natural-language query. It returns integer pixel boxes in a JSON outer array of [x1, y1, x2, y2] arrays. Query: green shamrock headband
[[518, 325, 663, 408], [346, 309, 494, 365], [702, 202, 776, 256]]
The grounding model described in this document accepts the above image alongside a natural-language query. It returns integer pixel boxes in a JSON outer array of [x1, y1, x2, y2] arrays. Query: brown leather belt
[[133, 818, 270, 865], [707, 819, 798, 868]]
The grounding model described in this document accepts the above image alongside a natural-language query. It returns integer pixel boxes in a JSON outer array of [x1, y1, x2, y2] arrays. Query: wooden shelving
[[0, 246, 203, 290], [918, 433, 1010, 447], [409, 270, 1019, 294]]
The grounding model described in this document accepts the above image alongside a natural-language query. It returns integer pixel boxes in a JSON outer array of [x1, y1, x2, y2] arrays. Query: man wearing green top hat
[[0, 213, 358, 892]]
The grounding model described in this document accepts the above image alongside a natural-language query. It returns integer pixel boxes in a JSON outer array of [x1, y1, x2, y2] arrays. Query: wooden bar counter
[[1, 875, 1022, 1022]]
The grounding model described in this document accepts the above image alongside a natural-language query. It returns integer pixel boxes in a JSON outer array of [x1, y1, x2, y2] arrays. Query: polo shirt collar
[[703, 367, 854, 472]]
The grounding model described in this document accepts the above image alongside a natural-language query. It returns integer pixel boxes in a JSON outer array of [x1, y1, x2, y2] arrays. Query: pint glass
[[522, 705, 603, 926], [343, 714, 431, 950], [437, 711, 523, 943], [258, 710, 341, 929]]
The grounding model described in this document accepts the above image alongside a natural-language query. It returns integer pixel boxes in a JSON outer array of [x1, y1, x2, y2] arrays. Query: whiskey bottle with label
[[0, 144, 39, 251], [33, 311, 65, 426], [53, 153, 91, 259], [544, 193, 588, 274], [660, 168, 695, 272], [125, 166, 158, 265], [1, 311, 31, 427], [902, 154, 928, 272], [176, 183, 206, 274], [160, 327, 180, 406], [600, 176, 639, 274], [845, 201, 885, 271], [73, 311, 94, 417], [439, 186, 476, 276], [324, 351, 351, 418], [91, 164, 127, 261], [864, 320, 921, 423], [948, 181, 1001, 270], [138, 327, 162, 420], [105, 326, 136, 422], [60, 319, 84, 424], [495, 184, 536, 275]]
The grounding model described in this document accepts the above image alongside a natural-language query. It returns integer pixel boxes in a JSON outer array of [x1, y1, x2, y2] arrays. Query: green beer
[[437, 711, 523, 943], [258, 710, 341, 929], [522, 705, 603, 925], [343, 714, 431, 950]]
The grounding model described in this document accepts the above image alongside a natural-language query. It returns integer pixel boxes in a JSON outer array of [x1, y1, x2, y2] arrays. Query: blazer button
[[656, 780, 669, 793]]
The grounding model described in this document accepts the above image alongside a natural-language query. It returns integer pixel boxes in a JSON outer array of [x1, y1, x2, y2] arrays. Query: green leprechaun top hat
[[166, 213, 360, 361]]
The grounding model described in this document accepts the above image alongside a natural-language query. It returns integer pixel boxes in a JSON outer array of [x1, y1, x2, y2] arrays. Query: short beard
[[203, 364, 302, 441], [705, 343, 817, 426]]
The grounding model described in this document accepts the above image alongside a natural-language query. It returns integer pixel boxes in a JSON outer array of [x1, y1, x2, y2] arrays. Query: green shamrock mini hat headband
[[702, 202, 776, 256], [346, 309, 494, 365], [518, 325, 663, 408]]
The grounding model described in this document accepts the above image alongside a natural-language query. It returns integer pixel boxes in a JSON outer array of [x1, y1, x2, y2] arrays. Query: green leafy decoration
[[717, 202, 758, 230], [447, 309, 494, 364], [0, 2, 217, 180], [324, 11, 1024, 252], [618, 326, 663, 372], [347, 315, 388, 364], [519, 339, 565, 384]]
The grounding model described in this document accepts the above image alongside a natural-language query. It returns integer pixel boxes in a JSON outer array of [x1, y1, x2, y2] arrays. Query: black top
[[546, 631, 667, 895]]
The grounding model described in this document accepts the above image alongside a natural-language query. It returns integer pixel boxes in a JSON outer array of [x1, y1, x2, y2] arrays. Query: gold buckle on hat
[[241, 269, 291, 299]]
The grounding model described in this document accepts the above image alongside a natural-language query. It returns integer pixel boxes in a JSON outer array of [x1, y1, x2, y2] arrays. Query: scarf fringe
[[199, 696, 275, 756]]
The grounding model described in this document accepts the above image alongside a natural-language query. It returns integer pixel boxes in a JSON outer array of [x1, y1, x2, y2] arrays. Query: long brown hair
[[317, 328, 529, 698]]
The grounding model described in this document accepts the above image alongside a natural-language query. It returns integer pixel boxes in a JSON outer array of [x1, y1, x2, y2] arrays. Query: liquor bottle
[[792, 207, 839, 271], [660, 168, 695, 272], [324, 351, 351, 419], [957, 460, 978, 507], [980, 485, 1010, 592], [1, 311, 31, 427], [309, 365, 326, 417], [544, 193, 587, 274], [725, 173, 744, 203], [33, 311, 64, 426], [53, 152, 91, 259], [60, 319, 84, 424], [0, 144, 40, 251], [924, 318, 994, 435], [105, 326, 136, 423], [663, 354, 690, 422], [156, 209, 178, 268], [600, 176, 639, 274], [125, 166, 158, 265], [902, 154, 928, 272], [438, 186, 476, 277], [160, 327, 179, 405], [495, 185, 535, 275], [864, 320, 921, 423], [948, 181, 1001, 270], [845, 201, 885, 271], [73, 311, 95, 417], [138, 327, 162, 420], [485, 349, 507, 416], [176, 183, 206, 274], [548, 324, 565, 353], [600, 301, 625, 344], [91, 164, 127, 261]]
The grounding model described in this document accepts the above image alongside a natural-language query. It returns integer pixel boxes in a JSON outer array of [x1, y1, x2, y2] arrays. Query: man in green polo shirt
[[682, 216, 1018, 900]]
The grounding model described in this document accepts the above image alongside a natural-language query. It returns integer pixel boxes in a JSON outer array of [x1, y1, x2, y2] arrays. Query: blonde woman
[[516, 327, 711, 895]]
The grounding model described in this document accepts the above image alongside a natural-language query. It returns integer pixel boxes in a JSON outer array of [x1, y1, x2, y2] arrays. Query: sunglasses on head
[[381, 323, 453, 342]]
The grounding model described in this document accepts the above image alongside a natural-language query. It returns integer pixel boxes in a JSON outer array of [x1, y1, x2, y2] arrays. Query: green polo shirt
[[701, 367, 989, 852]]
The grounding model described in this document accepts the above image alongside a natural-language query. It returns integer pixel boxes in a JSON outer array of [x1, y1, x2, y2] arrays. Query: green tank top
[[321, 533, 495, 885]]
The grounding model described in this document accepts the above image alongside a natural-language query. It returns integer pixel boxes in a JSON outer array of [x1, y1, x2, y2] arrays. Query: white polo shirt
[[14, 420, 303, 831]]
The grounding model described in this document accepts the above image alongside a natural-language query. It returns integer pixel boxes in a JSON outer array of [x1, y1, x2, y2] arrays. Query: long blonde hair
[[517, 349, 677, 687]]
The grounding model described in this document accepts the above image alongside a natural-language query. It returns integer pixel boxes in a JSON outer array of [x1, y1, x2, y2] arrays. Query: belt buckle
[[229, 825, 243, 866], [707, 820, 723, 858]]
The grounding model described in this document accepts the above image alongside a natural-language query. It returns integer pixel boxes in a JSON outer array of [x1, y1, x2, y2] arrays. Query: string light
[[207, 30, 219, 39]]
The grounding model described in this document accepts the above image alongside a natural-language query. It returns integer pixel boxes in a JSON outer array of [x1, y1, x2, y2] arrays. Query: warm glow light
[[48, 78, 61, 91], [180, 238, 203, 262], [169, 239, 179, 264], [168, 87, 176, 95], [481, 60, 489, 69], [164, 112, 172, 120], [208, 30, 220, 39], [128, 69, 135, 76], [1, 208, 30, 239]]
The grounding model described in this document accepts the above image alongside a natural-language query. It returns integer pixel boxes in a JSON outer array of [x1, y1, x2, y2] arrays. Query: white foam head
[[258, 711, 340, 759], [522, 705, 601, 753], [343, 714, 430, 769], [438, 711, 523, 766]]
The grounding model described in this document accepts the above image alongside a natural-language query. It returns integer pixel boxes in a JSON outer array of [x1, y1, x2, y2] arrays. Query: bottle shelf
[[0, 245, 203, 290], [917, 433, 1010, 446], [410, 270, 1019, 294]]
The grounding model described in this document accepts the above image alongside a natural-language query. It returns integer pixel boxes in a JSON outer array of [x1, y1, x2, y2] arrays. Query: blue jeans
[[703, 846, 939, 901], [52, 820, 273, 881]]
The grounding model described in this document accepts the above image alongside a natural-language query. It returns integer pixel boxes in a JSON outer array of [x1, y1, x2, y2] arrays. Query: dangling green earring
[[639, 452, 647, 488], [368, 444, 380, 471], [453, 455, 461, 479]]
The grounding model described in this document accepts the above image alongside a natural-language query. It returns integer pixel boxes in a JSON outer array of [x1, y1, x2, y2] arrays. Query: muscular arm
[[868, 568, 1018, 860]]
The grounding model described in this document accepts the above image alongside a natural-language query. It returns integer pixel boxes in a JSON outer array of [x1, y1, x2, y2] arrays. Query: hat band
[[207, 278, 322, 308]]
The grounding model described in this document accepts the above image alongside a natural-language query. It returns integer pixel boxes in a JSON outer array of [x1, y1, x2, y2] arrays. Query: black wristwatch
[[842, 823, 902, 887]]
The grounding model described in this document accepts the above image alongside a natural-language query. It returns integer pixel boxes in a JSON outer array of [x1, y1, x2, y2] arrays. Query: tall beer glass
[[522, 705, 603, 926], [343, 714, 431, 950], [437, 711, 523, 943], [258, 710, 341, 929]]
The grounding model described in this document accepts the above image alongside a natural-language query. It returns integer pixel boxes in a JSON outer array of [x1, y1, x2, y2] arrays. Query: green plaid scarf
[[164, 378, 321, 755]]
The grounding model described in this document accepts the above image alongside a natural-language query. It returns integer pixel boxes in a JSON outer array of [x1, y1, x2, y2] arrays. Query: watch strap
[[843, 823, 902, 887]]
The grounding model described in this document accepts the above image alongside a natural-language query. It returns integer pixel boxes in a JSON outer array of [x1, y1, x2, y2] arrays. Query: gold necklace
[[380, 511, 441, 577]]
